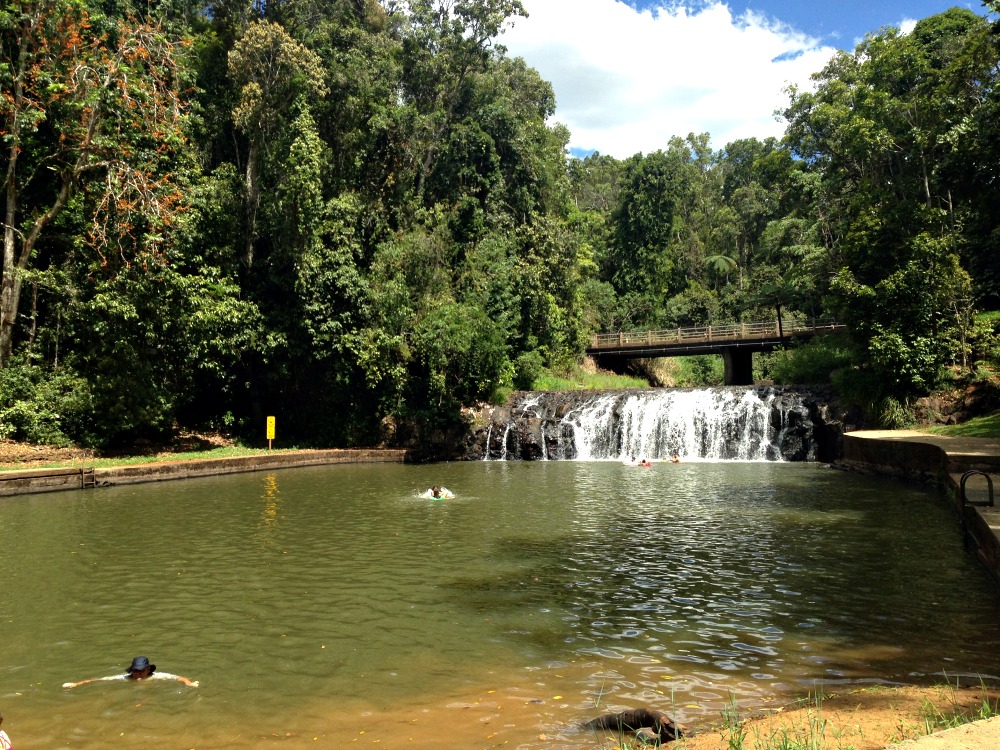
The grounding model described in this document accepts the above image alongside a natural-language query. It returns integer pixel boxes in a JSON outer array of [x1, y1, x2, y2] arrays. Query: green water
[[2, 461, 1000, 749]]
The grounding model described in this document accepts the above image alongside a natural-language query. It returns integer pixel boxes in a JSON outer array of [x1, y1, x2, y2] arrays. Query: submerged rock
[[582, 706, 685, 744]]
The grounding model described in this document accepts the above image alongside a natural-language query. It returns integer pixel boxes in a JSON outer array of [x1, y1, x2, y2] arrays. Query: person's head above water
[[126, 656, 156, 679]]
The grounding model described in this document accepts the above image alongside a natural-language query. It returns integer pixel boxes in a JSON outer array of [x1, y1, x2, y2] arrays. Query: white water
[[490, 388, 814, 462]]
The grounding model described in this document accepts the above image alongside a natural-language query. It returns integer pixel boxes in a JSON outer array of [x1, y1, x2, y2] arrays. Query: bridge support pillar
[[722, 348, 753, 386]]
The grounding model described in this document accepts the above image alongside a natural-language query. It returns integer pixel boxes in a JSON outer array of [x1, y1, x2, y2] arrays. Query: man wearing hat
[[63, 656, 198, 688]]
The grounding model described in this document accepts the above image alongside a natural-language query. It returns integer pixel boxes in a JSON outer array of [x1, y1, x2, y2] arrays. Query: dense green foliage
[[768, 335, 855, 386], [1, 0, 998, 446]]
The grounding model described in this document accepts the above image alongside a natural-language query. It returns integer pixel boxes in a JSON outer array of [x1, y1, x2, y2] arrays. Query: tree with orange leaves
[[0, 0, 189, 366]]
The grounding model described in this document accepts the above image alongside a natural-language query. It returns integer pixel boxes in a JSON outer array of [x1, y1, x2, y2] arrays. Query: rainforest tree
[[0, 0, 190, 366], [782, 7, 999, 398]]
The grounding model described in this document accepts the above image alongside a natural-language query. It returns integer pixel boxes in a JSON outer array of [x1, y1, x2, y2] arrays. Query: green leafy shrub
[[970, 312, 1000, 367], [0, 361, 96, 446], [533, 365, 648, 390], [770, 335, 855, 385], [410, 302, 511, 420], [876, 396, 913, 429], [513, 350, 545, 390], [648, 355, 723, 387], [675, 355, 724, 386]]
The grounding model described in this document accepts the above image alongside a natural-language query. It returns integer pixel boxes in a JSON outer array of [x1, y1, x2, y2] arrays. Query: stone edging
[[0, 448, 412, 497]]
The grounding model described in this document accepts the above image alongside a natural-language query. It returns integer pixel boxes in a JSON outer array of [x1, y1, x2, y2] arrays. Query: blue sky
[[501, 0, 990, 158], [724, 0, 978, 46]]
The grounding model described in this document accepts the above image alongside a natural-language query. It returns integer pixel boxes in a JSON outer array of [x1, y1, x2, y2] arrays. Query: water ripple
[[3, 462, 1000, 747]]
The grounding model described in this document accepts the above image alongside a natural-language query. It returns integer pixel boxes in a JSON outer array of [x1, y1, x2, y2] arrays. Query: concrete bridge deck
[[587, 320, 846, 384]]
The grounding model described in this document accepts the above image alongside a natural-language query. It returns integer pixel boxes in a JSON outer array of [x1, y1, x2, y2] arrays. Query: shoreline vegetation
[[0, 437, 283, 472], [2, 382, 999, 473], [664, 681, 1000, 750]]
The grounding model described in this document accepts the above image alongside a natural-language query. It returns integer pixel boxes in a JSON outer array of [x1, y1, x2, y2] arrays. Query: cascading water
[[569, 388, 802, 461], [477, 387, 826, 462]]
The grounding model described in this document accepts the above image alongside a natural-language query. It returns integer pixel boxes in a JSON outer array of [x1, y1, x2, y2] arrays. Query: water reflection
[[258, 473, 282, 534], [2, 462, 1000, 749]]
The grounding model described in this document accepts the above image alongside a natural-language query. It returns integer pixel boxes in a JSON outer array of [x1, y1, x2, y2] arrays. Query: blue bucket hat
[[126, 656, 156, 674]]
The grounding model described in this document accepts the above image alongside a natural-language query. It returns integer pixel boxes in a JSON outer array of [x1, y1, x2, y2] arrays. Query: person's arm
[[63, 675, 123, 689], [63, 678, 101, 689], [151, 672, 199, 687]]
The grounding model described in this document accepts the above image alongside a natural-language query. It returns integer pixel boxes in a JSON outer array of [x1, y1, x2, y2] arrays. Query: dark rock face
[[463, 386, 856, 462]]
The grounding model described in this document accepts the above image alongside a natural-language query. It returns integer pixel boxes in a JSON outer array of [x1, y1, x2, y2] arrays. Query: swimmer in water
[[63, 656, 198, 688]]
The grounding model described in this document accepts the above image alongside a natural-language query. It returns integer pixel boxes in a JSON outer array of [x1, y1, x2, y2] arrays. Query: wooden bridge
[[587, 319, 846, 385]]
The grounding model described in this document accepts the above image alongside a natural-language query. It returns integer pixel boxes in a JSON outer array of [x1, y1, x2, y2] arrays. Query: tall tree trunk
[[1, 137, 26, 366], [1, 173, 71, 367], [0, 192, 20, 367], [0, 22, 28, 369], [27, 281, 38, 351], [245, 141, 260, 270]]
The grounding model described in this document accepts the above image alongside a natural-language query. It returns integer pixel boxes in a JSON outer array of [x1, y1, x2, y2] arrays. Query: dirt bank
[[0, 439, 94, 467], [672, 684, 1000, 750], [0, 432, 242, 469]]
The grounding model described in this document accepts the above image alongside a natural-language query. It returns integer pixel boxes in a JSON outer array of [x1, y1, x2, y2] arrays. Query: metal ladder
[[80, 467, 97, 489]]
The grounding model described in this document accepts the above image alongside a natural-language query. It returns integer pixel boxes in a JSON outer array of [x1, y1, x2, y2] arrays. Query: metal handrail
[[960, 469, 994, 508], [590, 318, 844, 350]]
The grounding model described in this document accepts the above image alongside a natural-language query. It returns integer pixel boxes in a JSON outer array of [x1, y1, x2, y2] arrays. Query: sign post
[[266, 416, 275, 450]]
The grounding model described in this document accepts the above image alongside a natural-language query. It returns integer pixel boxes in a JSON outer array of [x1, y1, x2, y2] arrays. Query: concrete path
[[887, 715, 1000, 749], [850, 430, 1000, 464]]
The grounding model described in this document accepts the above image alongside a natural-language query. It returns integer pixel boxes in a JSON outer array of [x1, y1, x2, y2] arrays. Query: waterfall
[[478, 387, 823, 462]]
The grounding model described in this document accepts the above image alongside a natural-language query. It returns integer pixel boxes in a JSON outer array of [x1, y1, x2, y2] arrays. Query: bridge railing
[[590, 318, 843, 350]]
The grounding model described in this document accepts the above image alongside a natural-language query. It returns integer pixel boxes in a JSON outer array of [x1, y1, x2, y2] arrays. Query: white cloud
[[501, 0, 838, 158]]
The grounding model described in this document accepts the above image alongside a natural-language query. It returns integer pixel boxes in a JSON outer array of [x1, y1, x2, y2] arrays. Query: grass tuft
[[919, 675, 1000, 734], [533, 366, 649, 391]]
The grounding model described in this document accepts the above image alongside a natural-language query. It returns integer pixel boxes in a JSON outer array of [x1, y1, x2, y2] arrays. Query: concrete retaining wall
[[0, 467, 95, 496], [966, 507, 1000, 584], [841, 434, 948, 483], [0, 449, 411, 497]]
